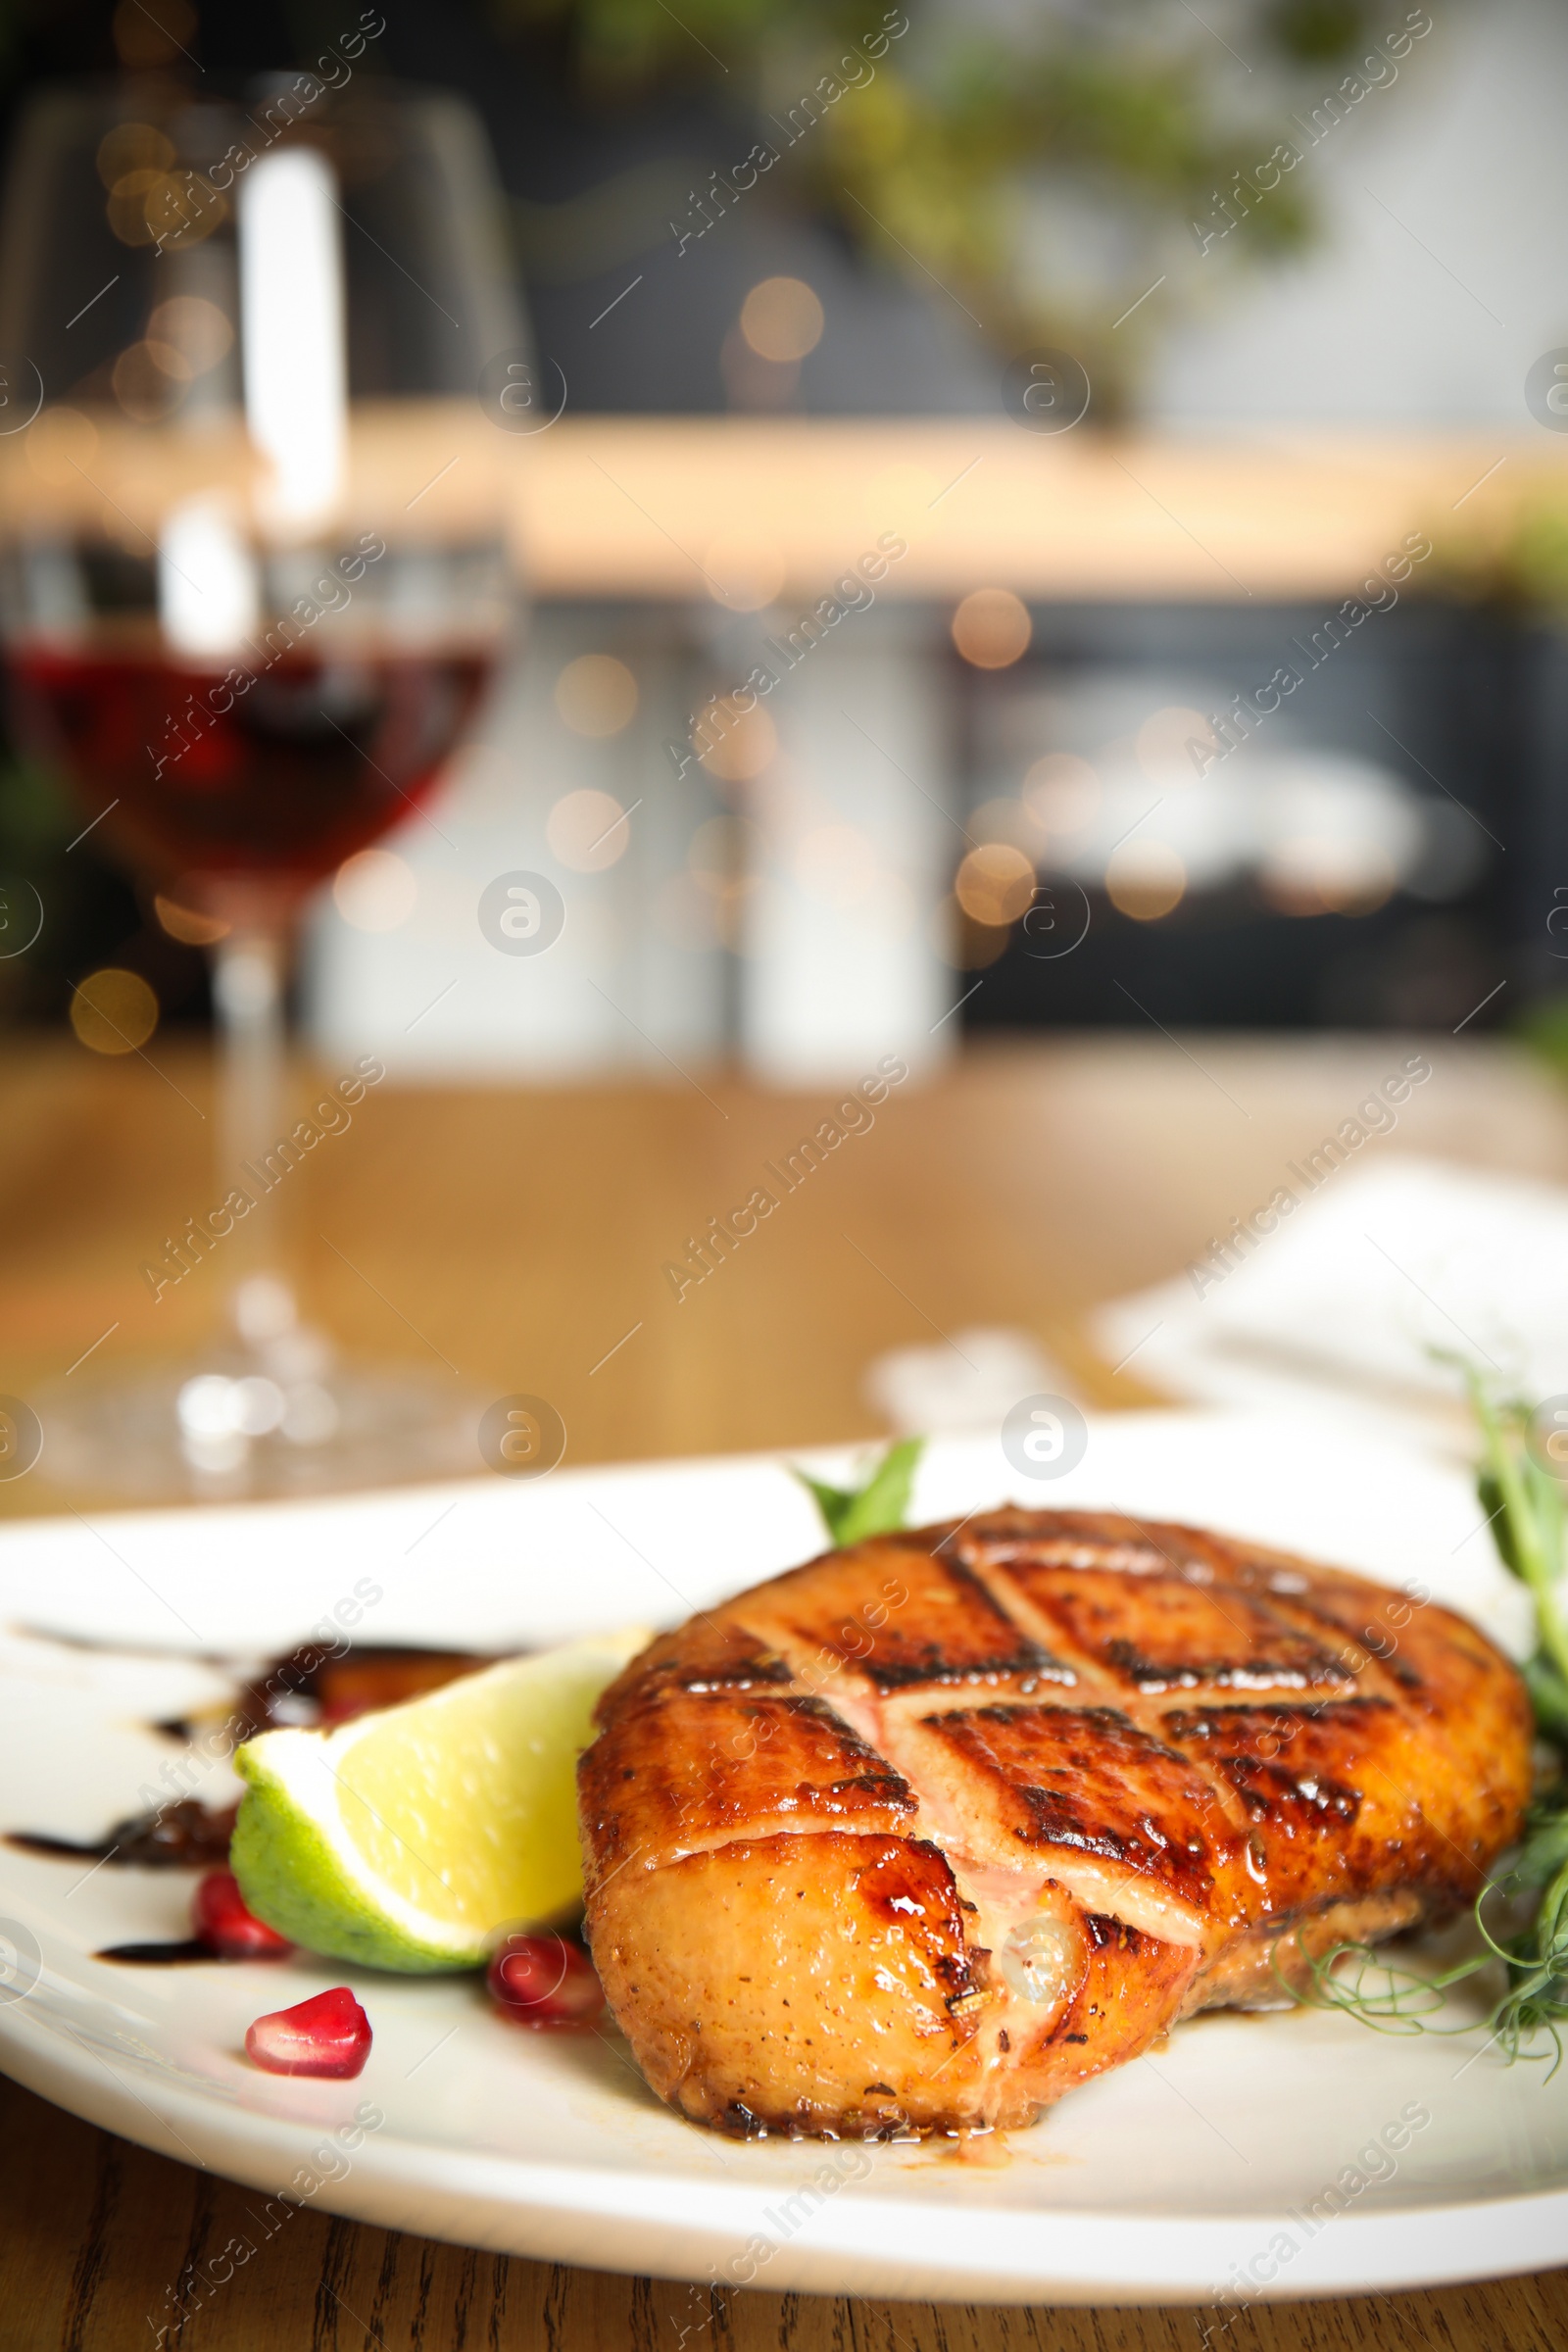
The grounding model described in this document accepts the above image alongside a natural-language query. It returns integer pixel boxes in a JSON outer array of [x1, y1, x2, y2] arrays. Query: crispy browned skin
[[579, 1509, 1531, 2136]]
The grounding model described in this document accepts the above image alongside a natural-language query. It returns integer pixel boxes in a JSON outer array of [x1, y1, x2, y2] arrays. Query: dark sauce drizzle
[[97, 1938, 222, 1965], [7, 1642, 497, 1962], [8, 1799, 239, 1870]]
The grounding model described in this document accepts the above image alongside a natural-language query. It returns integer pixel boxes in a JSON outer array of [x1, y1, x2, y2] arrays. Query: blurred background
[[4, 0, 1568, 1079], [3, 0, 1568, 1492]]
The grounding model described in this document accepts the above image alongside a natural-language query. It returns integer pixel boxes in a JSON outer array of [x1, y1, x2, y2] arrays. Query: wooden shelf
[[7, 405, 1558, 604], [513, 420, 1560, 604]]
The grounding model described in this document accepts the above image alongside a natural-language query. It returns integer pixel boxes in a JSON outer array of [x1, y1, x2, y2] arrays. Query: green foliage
[[1477, 1469, 1519, 1575], [1431, 498, 1568, 617], [795, 1435, 923, 1546], [1518, 997, 1568, 1083], [0, 754, 111, 1025], [1525, 1653, 1568, 1744], [1509, 995, 1568, 1110], [1269, 0, 1369, 63], [0, 756, 73, 860], [1287, 1369, 1568, 2069], [1468, 1375, 1568, 1693], [1278, 1853, 1568, 2072], [483, 0, 1385, 403]]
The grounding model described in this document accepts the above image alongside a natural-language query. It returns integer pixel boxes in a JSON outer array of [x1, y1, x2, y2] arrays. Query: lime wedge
[[230, 1629, 649, 1973]]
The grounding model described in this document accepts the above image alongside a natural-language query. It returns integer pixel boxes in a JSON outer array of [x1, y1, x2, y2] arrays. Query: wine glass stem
[[211, 922, 294, 1342]]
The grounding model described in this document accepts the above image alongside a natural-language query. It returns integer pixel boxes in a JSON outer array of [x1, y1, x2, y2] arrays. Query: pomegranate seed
[[192, 1870, 293, 1959], [486, 1934, 605, 2029], [245, 1986, 371, 2078]]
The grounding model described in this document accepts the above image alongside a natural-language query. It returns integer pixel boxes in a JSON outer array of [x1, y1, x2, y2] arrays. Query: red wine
[[9, 644, 491, 890]]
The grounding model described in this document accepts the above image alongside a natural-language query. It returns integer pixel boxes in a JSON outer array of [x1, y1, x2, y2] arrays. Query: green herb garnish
[[1283, 1368, 1568, 2071], [795, 1438, 924, 1547]]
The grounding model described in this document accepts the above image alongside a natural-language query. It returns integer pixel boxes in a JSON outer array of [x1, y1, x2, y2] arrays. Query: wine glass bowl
[[7, 573, 498, 902], [0, 74, 524, 1495]]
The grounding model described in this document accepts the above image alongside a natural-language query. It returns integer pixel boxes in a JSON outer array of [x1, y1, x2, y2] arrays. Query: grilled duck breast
[[579, 1509, 1531, 2137]]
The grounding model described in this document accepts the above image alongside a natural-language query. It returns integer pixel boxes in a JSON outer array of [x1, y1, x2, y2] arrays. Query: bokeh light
[[113, 338, 191, 421], [548, 788, 630, 871], [154, 893, 230, 947], [1022, 753, 1100, 837], [953, 588, 1032, 670], [955, 842, 1036, 927], [740, 277, 824, 364], [71, 968, 158, 1054], [148, 295, 233, 375], [554, 654, 638, 737], [107, 163, 222, 254], [697, 699, 776, 782], [333, 849, 417, 933], [1259, 837, 1397, 917], [1106, 839, 1186, 920], [96, 122, 173, 188], [106, 168, 167, 247], [1135, 705, 1214, 781]]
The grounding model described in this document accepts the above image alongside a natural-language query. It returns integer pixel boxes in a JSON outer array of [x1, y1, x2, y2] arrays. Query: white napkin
[[1093, 1156, 1568, 1456]]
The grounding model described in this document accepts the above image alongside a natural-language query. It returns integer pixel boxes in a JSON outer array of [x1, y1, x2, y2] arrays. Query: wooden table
[[3, 1031, 1567, 2349]]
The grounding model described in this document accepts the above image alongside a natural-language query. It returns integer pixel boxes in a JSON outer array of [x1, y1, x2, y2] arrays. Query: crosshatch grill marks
[[601, 1518, 1459, 1928], [724, 1540, 1074, 1700], [901, 1702, 1240, 1935], [1155, 1695, 1480, 1915], [945, 1506, 1176, 1578], [930, 1515, 1467, 1886], [983, 1565, 1356, 1698], [1160, 1699, 1380, 1831], [631, 1524, 1392, 1912], [950, 1513, 1364, 1713], [592, 1615, 795, 1720], [578, 1506, 1534, 2135], [578, 1683, 917, 1886]]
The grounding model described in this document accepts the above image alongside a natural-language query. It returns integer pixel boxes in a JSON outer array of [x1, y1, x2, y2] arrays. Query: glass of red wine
[[0, 73, 523, 1494]]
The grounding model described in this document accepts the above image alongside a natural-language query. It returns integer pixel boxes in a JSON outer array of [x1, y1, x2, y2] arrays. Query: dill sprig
[[1277, 1936, 1484, 2039], [1282, 1368, 1568, 2070]]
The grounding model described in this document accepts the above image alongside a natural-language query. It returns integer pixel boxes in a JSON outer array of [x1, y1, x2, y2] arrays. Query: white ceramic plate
[[0, 1410, 1564, 2307]]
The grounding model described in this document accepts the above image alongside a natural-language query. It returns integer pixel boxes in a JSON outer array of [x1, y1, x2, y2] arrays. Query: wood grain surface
[[3, 1032, 1567, 2348], [1, 2069, 1563, 2352]]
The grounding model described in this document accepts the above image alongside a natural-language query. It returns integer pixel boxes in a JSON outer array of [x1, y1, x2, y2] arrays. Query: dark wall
[[961, 598, 1533, 1036]]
